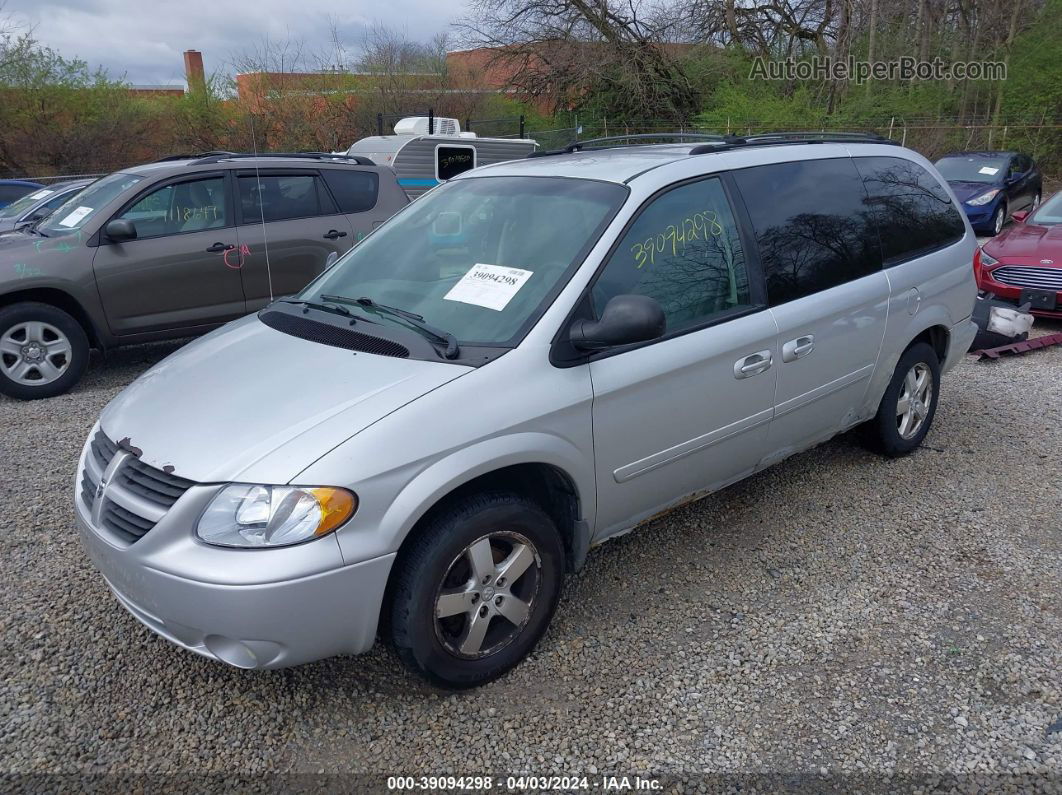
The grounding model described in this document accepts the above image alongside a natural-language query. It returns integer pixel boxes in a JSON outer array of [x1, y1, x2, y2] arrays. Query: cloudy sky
[[4, 0, 461, 85]]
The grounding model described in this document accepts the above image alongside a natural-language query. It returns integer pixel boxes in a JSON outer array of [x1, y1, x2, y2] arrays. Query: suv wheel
[[0, 302, 89, 399], [389, 492, 565, 688], [865, 341, 941, 457]]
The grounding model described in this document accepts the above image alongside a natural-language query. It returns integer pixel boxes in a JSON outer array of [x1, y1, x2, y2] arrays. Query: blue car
[[0, 179, 44, 209], [934, 151, 1043, 236]]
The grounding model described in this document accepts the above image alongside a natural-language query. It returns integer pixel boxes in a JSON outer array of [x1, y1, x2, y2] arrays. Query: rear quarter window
[[853, 156, 965, 264], [321, 169, 379, 214], [732, 158, 882, 306]]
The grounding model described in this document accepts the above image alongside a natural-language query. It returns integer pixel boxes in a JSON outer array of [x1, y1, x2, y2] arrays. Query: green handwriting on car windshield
[[631, 209, 725, 269]]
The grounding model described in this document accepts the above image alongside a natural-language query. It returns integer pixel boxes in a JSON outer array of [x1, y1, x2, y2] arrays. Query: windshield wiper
[[322, 294, 460, 359], [275, 298, 355, 319]]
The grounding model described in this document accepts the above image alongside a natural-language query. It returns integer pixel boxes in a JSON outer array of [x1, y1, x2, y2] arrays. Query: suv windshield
[[1029, 192, 1062, 226], [934, 156, 1008, 184], [299, 176, 626, 346], [37, 172, 144, 236]]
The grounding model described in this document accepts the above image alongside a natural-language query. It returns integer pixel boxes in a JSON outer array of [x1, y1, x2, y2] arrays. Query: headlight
[[979, 249, 999, 267], [197, 484, 357, 548], [967, 189, 1000, 206]]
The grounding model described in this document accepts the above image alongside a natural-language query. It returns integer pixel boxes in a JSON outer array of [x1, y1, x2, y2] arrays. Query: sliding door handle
[[734, 350, 773, 379], [782, 335, 815, 362]]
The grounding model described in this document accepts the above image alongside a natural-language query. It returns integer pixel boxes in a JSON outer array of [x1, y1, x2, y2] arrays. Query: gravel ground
[[1, 323, 1060, 789]]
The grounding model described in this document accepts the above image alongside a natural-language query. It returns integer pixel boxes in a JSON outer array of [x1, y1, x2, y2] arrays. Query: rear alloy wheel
[[0, 303, 89, 399], [864, 342, 941, 457], [389, 492, 565, 688]]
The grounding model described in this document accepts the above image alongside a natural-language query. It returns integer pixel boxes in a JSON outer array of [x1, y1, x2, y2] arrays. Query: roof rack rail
[[688, 131, 898, 154], [190, 152, 377, 166], [527, 132, 743, 158], [153, 151, 233, 162]]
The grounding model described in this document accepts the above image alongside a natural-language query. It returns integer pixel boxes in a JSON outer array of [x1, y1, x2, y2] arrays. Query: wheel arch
[[375, 439, 594, 635], [864, 312, 952, 418], [0, 287, 104, 349]]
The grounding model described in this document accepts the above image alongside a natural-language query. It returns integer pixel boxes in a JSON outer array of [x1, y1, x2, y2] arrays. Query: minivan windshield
[[37, 172, 144, 236], [299, 176, 626, 346], [934, 155, 1008, 184]]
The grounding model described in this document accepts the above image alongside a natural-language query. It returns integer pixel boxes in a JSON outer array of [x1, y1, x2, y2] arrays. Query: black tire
[[865, 342, 941, 457], [0, 302, 90, 400], [986, 201, 1007, 236], [388, 492, 565, 689]]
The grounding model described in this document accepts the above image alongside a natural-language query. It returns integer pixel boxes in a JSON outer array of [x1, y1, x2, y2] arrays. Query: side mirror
[[105, 219, 137, 242], [569, 294, 666, 351], [1011, 210, 1029, 223]]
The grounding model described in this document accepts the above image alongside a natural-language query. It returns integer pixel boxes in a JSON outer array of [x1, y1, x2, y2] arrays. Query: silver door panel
[[589, 309, 779, 540]]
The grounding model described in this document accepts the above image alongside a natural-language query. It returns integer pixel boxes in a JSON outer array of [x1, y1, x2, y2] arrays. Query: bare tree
[[457, 0, 699, 122]]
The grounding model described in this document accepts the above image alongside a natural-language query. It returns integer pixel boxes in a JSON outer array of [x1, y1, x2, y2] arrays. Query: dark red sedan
[[975, 191, 1062, 318]]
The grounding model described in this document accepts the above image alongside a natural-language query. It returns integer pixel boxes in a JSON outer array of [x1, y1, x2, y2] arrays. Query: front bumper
[[73, 435, 395, 669], [977, 276, 1062, 319]]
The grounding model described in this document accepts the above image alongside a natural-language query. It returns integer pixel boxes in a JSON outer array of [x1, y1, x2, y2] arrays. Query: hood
[[947, 180, 1001, 204], [99, 315, 472, 484], [983, 222, 1062, 264]]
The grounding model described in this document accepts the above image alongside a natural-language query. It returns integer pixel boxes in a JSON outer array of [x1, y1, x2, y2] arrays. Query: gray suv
[[0, 153, 408, 399], [76, 133, 977, 688]]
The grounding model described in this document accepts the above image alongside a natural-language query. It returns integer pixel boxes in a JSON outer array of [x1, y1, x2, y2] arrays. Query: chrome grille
[[991, 266, 1062, 291], [80, 429, 194, 545]]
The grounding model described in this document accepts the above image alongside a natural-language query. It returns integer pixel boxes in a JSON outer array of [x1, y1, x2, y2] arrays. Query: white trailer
[[345, 117, 538, 198]]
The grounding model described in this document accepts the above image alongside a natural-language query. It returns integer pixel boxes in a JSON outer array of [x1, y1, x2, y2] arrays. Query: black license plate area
[[1019, 288, 1057, 311]]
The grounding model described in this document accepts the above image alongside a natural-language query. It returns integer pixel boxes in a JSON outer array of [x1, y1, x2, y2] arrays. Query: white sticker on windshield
[[27, 189, 54, 201], [57, 205, 93, 227], [978, 166, 999, 176], [444, 263, 533, 311]]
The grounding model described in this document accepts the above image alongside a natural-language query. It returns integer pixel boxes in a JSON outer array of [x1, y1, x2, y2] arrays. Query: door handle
[[781, 335, 815, 362], [323, 229, 348, 240], [734, 350, 772, 379], [206, 242, 234, 253]]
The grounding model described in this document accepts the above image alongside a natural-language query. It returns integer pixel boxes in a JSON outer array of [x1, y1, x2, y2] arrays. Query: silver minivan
[[76, 133, 978, 688]]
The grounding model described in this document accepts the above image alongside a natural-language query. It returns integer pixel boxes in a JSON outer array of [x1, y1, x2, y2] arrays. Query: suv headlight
[[197, 484, 357, 548], [967, 189, 1000, 206]]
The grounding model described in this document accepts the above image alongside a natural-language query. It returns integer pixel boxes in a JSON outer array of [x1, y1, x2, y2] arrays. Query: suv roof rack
[[689, 131, 898, 154], [528, 133, 734, 158], [186, 151, 378, 166], [527, 130, 899, 159]]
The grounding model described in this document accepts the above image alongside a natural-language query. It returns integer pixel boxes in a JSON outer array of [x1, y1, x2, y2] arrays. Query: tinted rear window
[[239, 174, 331, 223], [732, 158, 882, 306], [854, 156, 966, 263], [321, 169, 379, 213]]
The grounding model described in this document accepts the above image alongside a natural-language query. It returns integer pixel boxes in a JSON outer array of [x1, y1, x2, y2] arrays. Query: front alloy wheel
[[389, 492, 565, 688], [0, 321, 73, 386], [434, 531, 541, 659], [0, 302, 89, 399]]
